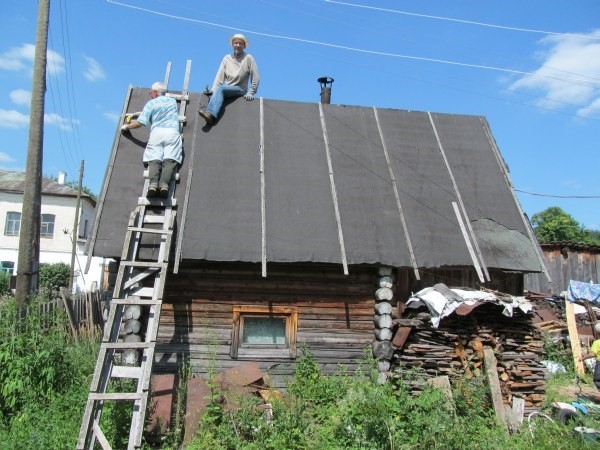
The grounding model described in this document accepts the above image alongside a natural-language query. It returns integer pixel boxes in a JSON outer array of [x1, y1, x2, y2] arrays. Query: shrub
[[0, 272, 11, 296], [39, 262, 70, 296]]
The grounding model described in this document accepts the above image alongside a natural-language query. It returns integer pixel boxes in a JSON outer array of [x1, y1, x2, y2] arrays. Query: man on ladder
[[121, 81, 182, 198]]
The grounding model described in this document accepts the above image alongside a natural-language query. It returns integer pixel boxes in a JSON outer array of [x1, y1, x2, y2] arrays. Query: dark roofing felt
[[89, 86, 545, 277], [0, 169, 94, 204]]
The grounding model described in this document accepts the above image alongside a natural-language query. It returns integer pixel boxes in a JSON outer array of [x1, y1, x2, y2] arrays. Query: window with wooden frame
[[4, 212, 21, 236], [40, 214, 55, 239], [231, 306, 298, 359]]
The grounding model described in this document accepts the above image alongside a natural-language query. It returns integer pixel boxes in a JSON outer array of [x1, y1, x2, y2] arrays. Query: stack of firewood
[[392, 303, 546, 410]]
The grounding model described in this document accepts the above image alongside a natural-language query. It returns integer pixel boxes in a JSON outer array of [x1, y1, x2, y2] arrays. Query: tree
[[531, 207, 589, 243], [588, 229, 600, 246]]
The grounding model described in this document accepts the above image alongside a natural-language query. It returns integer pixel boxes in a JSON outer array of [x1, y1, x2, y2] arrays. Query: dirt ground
[[554, 377, 600, 401]]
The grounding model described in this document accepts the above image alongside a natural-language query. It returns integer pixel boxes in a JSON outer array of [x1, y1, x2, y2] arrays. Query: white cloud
[[44, 112, 79, 131], [0, 43, 64, 75], [510, 29, 600, 118], [47, 49, 65, 75], [83, 56, 105, 81], [0, 43, 34, 71], [103, 111, 120, 123], [0, 109, 30, 128], [10, 89, 31, 106], [0, 152, 15, 163], [577, 96, 600, 118]]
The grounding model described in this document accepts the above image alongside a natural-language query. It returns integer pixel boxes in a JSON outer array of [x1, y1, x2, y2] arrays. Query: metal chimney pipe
[[318, 76, 334, 104]]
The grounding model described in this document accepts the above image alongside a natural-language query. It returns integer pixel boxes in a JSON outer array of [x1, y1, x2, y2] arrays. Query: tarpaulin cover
[[567, 280, 600, 304]]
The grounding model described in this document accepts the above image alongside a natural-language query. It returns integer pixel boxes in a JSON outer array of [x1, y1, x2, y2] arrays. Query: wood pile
[[392, 302, 546, 411], [113, 304, 144, 366], [526, 290, 597, 331]]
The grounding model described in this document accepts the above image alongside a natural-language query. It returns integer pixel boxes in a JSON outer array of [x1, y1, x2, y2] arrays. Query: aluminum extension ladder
[[77, 62, 190, 450]]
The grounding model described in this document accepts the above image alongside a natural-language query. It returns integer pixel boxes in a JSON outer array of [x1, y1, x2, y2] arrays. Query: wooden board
[[565, 300, 585, 375]]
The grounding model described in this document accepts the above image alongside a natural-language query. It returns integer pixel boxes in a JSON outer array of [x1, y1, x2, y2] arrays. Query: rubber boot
[[147, 160, 161, 197], [159, 159, 178, 197]]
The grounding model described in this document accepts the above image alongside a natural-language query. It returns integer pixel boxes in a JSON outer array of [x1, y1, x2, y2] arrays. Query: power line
[[515, 189, 600, 199], [325, 0, 600, 41], [105, 0, 600, 87]]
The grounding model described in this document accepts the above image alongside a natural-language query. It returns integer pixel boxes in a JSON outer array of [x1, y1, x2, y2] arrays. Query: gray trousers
[[147, 159, 178, 190]]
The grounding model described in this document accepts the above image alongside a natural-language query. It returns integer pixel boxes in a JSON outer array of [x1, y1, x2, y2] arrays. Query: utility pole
[[16, 0, 51, 307], [69, 161, 84, 292]]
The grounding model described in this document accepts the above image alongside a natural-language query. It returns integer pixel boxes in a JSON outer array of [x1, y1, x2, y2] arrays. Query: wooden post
[[483, 348, 508, 431], [565, 300, 585, 375], [60, 287, 79, 342]]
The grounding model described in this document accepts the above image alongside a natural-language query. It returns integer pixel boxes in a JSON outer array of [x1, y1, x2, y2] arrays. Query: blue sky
[[1, 0, 599, 229]]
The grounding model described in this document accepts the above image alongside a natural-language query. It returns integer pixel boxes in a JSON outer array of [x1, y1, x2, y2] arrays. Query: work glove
[[120, 125, 129, 133], [244, 93, 254, 101]]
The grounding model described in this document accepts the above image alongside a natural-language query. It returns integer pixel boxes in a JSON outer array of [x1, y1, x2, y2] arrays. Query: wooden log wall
[[393, 303, 545, 412], [154, 262, 377, 388]]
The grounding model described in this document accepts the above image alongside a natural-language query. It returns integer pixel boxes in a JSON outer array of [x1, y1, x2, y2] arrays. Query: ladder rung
[[127, 226, 172, 235], [165, 93, 189, 101], [89, 392, 144, 401], [112, 365, 143, 379], [120, 261, 166, 268], [128, 286, 156, 298], [101, 342, 156, 350], [138, 197, 177, 207], [143, 215, 165, 224], [112, 298, 161, 305]]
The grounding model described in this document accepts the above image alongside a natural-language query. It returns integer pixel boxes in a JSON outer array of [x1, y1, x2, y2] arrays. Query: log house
[[89, 78, 548, 390]]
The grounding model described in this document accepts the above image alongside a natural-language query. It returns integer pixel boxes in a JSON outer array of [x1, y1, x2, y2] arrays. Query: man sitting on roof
[[198, 33, 260, 125]]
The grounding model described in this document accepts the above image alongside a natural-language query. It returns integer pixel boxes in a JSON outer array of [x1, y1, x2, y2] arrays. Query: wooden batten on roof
[[89, 82, 546, 280]]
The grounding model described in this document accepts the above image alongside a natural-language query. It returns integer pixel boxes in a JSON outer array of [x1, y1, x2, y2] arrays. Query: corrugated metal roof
[[89, 87, 545, 276]]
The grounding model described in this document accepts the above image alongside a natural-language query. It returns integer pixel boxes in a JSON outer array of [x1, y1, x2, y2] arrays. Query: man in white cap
[[121, 81, 182, 198], [198, 33, 260, 125]]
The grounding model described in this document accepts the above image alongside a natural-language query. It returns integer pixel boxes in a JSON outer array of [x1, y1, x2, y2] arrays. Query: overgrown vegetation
[[185, 347, 600, 450], [1, 298, 599, 449], [0, 294, 98, 448]]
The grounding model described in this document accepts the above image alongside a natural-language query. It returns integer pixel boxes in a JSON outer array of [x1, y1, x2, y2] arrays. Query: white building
[[0, 169, 107, 292]]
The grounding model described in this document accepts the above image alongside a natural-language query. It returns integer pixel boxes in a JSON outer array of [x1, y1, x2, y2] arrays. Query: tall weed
[[0, 294, 100, 448]]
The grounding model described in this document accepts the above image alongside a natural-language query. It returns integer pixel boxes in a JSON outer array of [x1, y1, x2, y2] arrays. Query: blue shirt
[[137, 95, 179, 130]]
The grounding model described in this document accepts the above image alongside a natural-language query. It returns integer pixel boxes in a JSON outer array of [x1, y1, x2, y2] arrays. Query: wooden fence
[[59, 286, 106, 335], [524, 242, 600, 295]]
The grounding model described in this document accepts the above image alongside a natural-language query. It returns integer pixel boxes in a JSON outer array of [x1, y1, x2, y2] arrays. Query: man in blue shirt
[[121, 81, 182, 198]]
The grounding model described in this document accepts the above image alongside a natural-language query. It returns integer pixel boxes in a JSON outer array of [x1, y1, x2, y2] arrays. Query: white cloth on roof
[[405, 283, 532, 328]]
